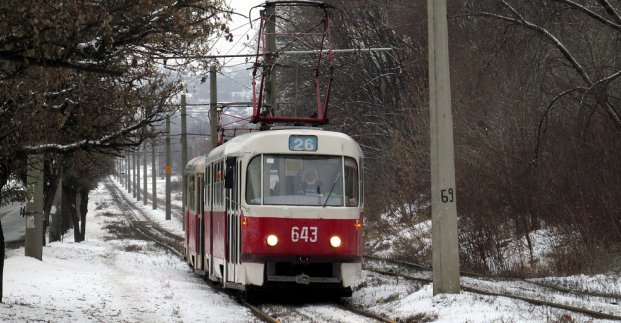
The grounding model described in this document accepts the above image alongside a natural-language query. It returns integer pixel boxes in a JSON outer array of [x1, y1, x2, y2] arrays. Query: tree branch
[[597, 0, 621, 25], [475, 1, 621, 129], [0, 52, 123, 76], [552, 0, 621, 31]]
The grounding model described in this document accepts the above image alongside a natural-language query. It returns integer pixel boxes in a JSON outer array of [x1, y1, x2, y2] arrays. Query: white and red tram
[[184, 127, 364, 295]]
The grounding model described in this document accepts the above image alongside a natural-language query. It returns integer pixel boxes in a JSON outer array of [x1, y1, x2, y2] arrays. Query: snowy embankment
[[0, 179, 620, 322], [0, 182, 253, 322]]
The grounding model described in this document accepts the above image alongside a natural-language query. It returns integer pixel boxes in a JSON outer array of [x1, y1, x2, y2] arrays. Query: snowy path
[[0, 183, 255, 322]]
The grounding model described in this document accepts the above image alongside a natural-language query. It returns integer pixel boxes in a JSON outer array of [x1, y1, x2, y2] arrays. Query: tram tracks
[[257, 302, 395, 323], [105, 179, 184, 257], [363, 255, 621, 321], [106, 178, 394, 322], [107, 178, 621, 321]]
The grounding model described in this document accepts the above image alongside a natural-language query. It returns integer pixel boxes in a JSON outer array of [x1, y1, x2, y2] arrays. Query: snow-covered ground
[[0, 177, 619, 322], [0, 182, 253, 322]]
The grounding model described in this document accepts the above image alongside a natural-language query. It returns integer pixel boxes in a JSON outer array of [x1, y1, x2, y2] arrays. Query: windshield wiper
[[322, 171, 341, 208]]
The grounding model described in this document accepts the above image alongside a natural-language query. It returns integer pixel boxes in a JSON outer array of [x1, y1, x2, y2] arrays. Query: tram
[[184, 127, 364, 295]]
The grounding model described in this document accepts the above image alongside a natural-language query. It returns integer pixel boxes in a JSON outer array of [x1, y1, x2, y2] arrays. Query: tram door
[[224, 157, 241, 285], [196, 173, 204, 271], [206, 165, 213, 278]]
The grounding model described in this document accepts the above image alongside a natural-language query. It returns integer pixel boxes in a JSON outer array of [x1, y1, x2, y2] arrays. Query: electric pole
[[25, 154, 44, 260], [136, 150, 141, 201], [143, 145, 147, 206], [265, 3, 277, 111], [165, 116, 172, 221], [119, 158, 124, 186], [152, 139, 157, 210], [133, 152, 137, 198], [428, 0, 460, 295], [210, 64, 218, 149], [126, 154, 131, 192], [181, 93, 188, 231]]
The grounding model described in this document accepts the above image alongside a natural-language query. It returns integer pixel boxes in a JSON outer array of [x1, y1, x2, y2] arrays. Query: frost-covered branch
[[552, 0, 621, 30], [474, 1, 621, 129], [498, 0, 593, 85], [18, 111, 169, 155], [597, 0, 621, 25]]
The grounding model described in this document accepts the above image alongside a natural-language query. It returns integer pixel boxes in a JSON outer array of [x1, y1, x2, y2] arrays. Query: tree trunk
[[78, 190, 88, 242], [61, 182, 76, 236], [71, 190, 81, 242], [0, 216, 4, 303], [42, 159, 62, 246], [48, 178, 62, 243], [0, 163, 10, 303]]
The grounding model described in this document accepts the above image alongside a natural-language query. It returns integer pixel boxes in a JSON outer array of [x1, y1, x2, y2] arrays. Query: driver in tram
[[298, 168, 321, 195]]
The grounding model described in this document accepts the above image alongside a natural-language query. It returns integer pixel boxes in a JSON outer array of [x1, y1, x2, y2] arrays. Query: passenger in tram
[[298, 168, 321, 195]]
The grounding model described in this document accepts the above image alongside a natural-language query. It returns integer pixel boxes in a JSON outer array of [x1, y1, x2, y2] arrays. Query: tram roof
[[205, 128, 362, 161]]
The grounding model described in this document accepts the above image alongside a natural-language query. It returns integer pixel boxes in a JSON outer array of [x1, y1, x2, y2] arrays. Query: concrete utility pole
[[118, 158, 123, 186], [165, 117, 172, 221], [428, 0, 460, 295], [210, 64, 218, 149], [126, 154, 131, 191], [143, 145, 147, 206], [25, 154, 44, 260], [136, 151, 141, 201], [181, 93, 188, 230], [152, 140, 157, 210], [133, 153, 138, 198], [265, 3, 277, 110]]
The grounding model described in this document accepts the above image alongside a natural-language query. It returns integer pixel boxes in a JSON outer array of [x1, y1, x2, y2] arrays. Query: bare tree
[[0, 0, 231, 302]]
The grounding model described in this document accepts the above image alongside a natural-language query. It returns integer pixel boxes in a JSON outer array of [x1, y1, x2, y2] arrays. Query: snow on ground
[[1, 176, 620, 322], [0, 183, 253, 322]]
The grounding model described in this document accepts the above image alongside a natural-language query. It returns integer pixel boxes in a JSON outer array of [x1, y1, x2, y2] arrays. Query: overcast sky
[[212, 0, 264, 68]]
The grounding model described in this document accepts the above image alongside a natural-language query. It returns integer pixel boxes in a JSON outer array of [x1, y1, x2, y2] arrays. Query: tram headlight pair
[[266, 234, 278, 247], [266, 234, 341, 247]]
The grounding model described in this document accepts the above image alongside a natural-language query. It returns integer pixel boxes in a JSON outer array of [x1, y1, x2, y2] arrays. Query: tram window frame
[[262, 154, 344, 207], [217, 159, 224, 207], [212, 162, 217, 208], [214, 161, 222, 207], [344, 157, 359, 207], [246, 155, 262, 205], [206, 166, 211, 208], [188, 174, 195, 213], [360, 158, 365, 207]]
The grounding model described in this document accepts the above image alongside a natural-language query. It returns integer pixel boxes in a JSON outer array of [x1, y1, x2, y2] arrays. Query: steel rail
[[364, 256, 621, 321]]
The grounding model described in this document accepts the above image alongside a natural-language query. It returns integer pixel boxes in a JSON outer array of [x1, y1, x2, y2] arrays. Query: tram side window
[[206, 167, 211, 208], [211, 163, 217, 208], [215, 161, 221, 207], [188, 174, 195, 212], [219, 160, 224, 206], [344, 157, 359, 207], [246, 155, 261, 205], [219, 159, 227, 206], [360, 158, 365, 206]]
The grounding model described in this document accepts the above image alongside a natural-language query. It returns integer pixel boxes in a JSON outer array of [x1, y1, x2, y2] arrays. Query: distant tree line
[[274, 0, 621, 276]]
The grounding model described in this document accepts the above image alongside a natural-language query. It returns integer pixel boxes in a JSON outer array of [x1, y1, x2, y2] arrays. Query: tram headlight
[[266, 234, 278, 247], [330, 236, 342, 248]]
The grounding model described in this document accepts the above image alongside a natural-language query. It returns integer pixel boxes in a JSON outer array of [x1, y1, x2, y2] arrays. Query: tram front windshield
[[246, 155, 358, 207]]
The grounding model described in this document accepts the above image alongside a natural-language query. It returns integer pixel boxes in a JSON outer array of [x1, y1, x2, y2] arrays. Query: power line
[[217, 70, 253, 91], [154, 47, 393, 60]]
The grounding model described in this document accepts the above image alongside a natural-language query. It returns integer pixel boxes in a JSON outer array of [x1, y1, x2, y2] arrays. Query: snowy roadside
[[1, 178, 620, 322], [0, 183, 254, 322]]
